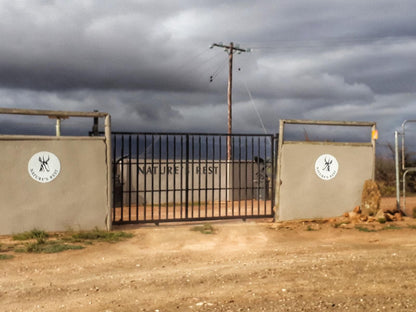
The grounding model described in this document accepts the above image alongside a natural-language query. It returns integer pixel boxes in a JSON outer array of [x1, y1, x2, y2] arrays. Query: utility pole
[[210, 42, 250, 160]]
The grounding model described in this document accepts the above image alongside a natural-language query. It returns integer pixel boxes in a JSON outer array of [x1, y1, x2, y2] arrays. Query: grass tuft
[[13, 229, 49, 244], [9, 228, 133, 256], [17, 241, 84, 254], [69, 228, 133, 243], [191, 224, 215, 234], [0, 254, 14, 260], [382, 225, 402, 230], [333, 221, 350, 228], [355, 226, 377, 232]]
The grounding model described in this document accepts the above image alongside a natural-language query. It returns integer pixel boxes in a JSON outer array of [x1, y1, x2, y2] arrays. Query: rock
[[384, 208, 398, 214], [385, 213, 394, 222], [359, 215, 368, 222], [375, 209, 386, 223], [353, 206, 361, 214], [360, 180, 381, 216], [394, 212, 403, 221], [340, 222, 354, 229], [348, 211, 360, 222]]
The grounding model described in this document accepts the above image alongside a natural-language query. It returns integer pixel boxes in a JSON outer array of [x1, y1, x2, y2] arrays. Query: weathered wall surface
[[0, 137, 109, 235], [277, 142, 374, 220]]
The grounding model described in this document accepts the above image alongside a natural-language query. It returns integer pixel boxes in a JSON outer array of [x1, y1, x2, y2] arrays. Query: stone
[[385, 213, 394, 222], [348, 211, 360, 222], [394, 212, 403, 221], [375, 209, 386, 223], [360, 180, 381, 216]]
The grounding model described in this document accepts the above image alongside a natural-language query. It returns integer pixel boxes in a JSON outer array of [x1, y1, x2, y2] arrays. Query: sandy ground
[[1, 198, 416, 312]]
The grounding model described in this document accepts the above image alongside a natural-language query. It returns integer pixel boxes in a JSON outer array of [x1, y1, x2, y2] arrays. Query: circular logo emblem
[[28, 151, 61, 183], [315, 154, 338, 180]]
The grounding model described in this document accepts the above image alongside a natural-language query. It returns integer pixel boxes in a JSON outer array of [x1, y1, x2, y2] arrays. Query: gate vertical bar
[[120, 135, 124, 221], [173, 136, 177, 218], [165, 135, 169, 220], [191, 136, 195, 218], [128, 135, 132, 221], [185, 134, 189, 219], [245, 136, 248, 216], [136, 134, 139, 221], [143, 135, 147, 221], [112, 134, 117, 223], [180, 136, 184, 218], [211, 136, 215, 217], [198, 136, 202, 218], [251, 136, 254, 215], [219, 136, 222, 217], [256, 136, 260, 215], [151, 135, 154, 221], [238, 136, 241, 216], [158, 136, 162, 221], [271, 134, 276, 217], [205, 136, 208, 217], [263, 136, 267, 214]]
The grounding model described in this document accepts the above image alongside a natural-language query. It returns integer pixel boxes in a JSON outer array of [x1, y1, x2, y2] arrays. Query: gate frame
[[395, 120, 416, 214], [111, 131, 277, 225]]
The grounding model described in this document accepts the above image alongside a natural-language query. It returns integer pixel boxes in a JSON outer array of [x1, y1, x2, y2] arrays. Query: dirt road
[[2, 216, 416, 312]]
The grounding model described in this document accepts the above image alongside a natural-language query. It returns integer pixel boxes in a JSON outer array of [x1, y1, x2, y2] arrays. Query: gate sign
[[315, 154, 338, 180], [28, 151, 61, 183]]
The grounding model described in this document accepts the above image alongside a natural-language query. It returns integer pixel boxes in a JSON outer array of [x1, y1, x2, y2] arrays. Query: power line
[[240, 34, 416, 52], [209, 57, 228, 83], [241, 80, 270, 139]]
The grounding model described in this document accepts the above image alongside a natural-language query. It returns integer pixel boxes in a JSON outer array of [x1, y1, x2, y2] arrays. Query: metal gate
[[111, 132, 276, 224]]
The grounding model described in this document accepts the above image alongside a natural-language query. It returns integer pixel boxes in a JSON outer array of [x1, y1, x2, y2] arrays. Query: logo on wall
[[315, 154, 338, 180], [28, 151, 61, 183]]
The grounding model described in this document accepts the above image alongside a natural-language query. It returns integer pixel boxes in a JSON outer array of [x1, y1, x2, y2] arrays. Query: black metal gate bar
[[111, 132, 276, 224]]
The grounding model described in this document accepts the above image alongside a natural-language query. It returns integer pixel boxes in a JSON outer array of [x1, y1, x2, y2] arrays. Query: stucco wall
[[0, 136, 109, 235], [117, 161, 265, 205], [277, 142, 374, 220]]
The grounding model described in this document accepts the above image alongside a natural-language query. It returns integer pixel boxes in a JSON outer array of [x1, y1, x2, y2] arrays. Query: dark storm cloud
[[0, 1, 214, 92], [1, 0, 416, 142]]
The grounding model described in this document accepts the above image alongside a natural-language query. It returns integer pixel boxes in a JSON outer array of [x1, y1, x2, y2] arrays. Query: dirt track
[[2, 198, 416, 312]]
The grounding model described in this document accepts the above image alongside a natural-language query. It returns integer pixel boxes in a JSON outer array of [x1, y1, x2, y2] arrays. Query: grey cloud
[[1, 0, 416, 143]]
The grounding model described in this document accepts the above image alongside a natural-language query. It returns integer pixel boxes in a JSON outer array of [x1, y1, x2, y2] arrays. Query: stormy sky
[[1, 0, 416, 150]]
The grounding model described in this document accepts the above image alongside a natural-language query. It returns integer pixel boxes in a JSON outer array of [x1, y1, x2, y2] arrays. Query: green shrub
[[191, 224, 215, 234], [13, 229, 49, 244]]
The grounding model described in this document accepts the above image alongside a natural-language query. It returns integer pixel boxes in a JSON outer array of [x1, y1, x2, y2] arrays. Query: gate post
[[395, 131, 400, 211], [105, 114, 113, 231]]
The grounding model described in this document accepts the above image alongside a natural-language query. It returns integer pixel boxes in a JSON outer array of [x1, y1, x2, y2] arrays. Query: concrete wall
[[117, 160, 267, 205], [277, 142, 374, 220], [0, 136, 109, 235]]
